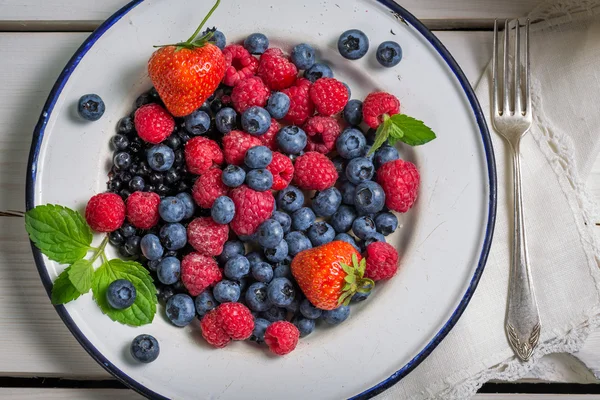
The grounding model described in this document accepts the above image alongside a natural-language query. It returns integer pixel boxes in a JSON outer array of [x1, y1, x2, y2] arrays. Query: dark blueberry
[[164, 134, 181, 150], [202, 27, 226, 50], [266, 92, 291, 119], [221, 165, 246, 188], [343, 99, 363, 126], [365, 128, 377, 145], [195, 290, 218, 316], [293, 317, 315, 337], [285, 293, 303, 313], [157, 285, 176, 303], [159, 223, 187, 250], [300, 299, 322, 319], [213, 280, 241, 303], [373, 145, 400, 169], [106, 279, 136, 309], [335, 233, 360, 252], [77, 94, 105, 121], [246, 169, 273, 191], [346, 157, 375, 184], [343, 82, 352, 98], [376, 41, 403, 67], [109, 230, 124, 246], [352, 291, 371, 303], [119, 189, 132, 201], [331, 205, 358, 233], [331, 156, 346, 178], [148, 259, 161, 272], [277, 126, 307, 155], [250, 318, 271, 343], [140, 234, 164, 261], [336, 128, 367, 160], [271, 211, 292, 234], [211, 196, 235, 224], [176, 192, 195, 219], [219, 240, 246, 265], [276, 186, 304, 212], [242, 106, 271, 136], [108, 177, 123, 192], [352, 216, 377, 240], [364, 232, 386, 247], [215, 107, 237, 134], [130, 334, 159, 363], [247, 251, 266, 267], [354, 181, 386, 215], [159, 196, 186, 222], [307, 222, 336, 246], [177, 130, 192, 144], [252, 261, 274, 283], [147, 144, 175, 172], [135, 92, 153, 109], [184, 109, 211, 135], [224, 256, 250, 281], [285, 231, 312, 256], [340, 181, 357, 206], [165, 294, 196, 327], [244, 33, 269, 54], [291, 207, 316, 231], [267, 277, 295, 307], [129, 175, 145, 192], [311, 187, 342, 217], [264, 239, 289, 263], [148, 87, 161, 101], [273, 261, 292, 279], [124, 235, 141, 256], [210, 98, 223, 114], [117, 117, 134, 135], [257, 219, 284, 249], [136, 161, 152, 178], [291, 43, 316, 70], [338, 29, 369, 60], [322, 305, 351, 325], [245, 146, 273, 169], [260, 306, 287, 322], [245, 282, 272, 312], [111, 134, 129, 151], [157, 256, 181, 285], [304, 63, 334, 82], [113, 152, 132, 170], [120, 222, 137, 238], [174, 149, 185, 167]]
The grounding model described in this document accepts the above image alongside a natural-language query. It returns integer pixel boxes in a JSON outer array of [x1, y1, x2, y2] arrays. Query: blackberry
[[164, 168, 180, 185], [149, 172, 164, 185], [108, 178, 122, 192]]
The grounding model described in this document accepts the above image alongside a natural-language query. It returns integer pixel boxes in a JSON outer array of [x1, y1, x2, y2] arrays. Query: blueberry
[[304, 63, 334, 82], [276, 186, 304, 212], [312, 187, 342, 217], [159, 223, 187, 250], [106, 279, 136, 309], [331, 205, 358, 233], [336, 128, 367, 159], [339, 182, 356, 207], [211, 196, 236, 224], [264, 239, 289, 263], [346, 157, 375, 184], [165, 293, 196, 327], [124, 235, 141, 256], [135, 92, 153, 108], [338, 29, 369, 60], [267, 277, 296, 307], [257, 219, 284, 249], [271, 211, 292, 234], [129, 175, 145, 192], [331, 156, 346, 177], [352, 215, 377, 240], [246, 251, 266, 267], [343, 82, 352, 98], [121, 222, 137, 238], [277, 126, 307, 155], [224, 256, 250, 281], [147, 144, 175, 172], [246, 169, 273, 191], [343, 100, 363, 126], [291, 43, 316, 70], [293, 317, 315, 337], [352, 291, 371, 303], [242, 106, 271, 136], [130, 334, 159, 363], [215, 107, 237, 134], [78, 94, 105, 121], [245, 282, 272, 312], [157, 285, 176, 303], [322, 305, 351, 325], [157, 256, 180, 285], [373, 145, 400, 169], [244, 33, 269, 54], [260, 306, 287, 322], [213, 280, 241, 303], [219, 240, 246, 264], [365, 128, 377, 145], [164, 134, 182, 150], [266, 92, 291, 119], [245, 146, 273, 169], [239, 233, 258, 243], [221, 165, 246, 188], [364, 232, 386, 247], [291, 207, 316, 231], [140, 234, 164, 261], [202, 27, 226, 50], [273, 262, 292, 279], [362, 145, 375, 160], [250, 318, 271, 343], [148, 258, 160, 272], [252, 261, 274, 283], [184, 109, 211, 135], [195, 291, 218, 316], [300, 299, 322, 319], [376, 41, 403, 67], [307, 222, 336, 247], [334, 233, 361, 252], [354, 181, 386, 215], [117, 117, 134, 135], [159, 196, 186, 223], [109, 230, 124, 246], [111, 134, 129, 151], [175, 192, 195, 219], [113, 152, 132, 170], [285, 231, 313, 256]]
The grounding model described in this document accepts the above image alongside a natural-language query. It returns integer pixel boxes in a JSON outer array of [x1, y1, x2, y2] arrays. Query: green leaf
[[92, 259, 157, 327], [367, 123, 390, 156], [25, 204, 93, 264], [340, 262, 353, 276], [68, 259, 94, 294], [389, 114, 437, 146], [344, 274, 356, 284], [358, 259, 367, 277], [51, 266, 82, 305]]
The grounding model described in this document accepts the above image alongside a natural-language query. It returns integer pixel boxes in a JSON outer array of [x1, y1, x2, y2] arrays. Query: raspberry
[[377, 159, 420, 213], [230, 76, 270, 113], [185, 136, 224, 175], [134, 103, 175, 144], [264, 321, 300, 355], [126, 191, 160, 229], [229, 185, 275, 236], [292, 152, 338, 191], [192, 167, 229, 208], [222, 130, 262, 165], [309, 78, 348, 117], [181, 252, 222, 296], [216, 302, 254, 340], [282, 78, 314, 126], [257, 48, 298, 90], [200, 309, 231, 348], [362, 92, 401, 129], [258, 119, 280, 151], [302, 116, 341, 154], [364, 242, 399, 280], [85, 193, 125, 232], [187, 217, 229, 256], [222, 45, 259, 87], [267, 152, 294, 190]]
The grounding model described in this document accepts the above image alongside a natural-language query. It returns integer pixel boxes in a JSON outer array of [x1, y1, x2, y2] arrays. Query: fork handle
[[505, 142, 541, 361]]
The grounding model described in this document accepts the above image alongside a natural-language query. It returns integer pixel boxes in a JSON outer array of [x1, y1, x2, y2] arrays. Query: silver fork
[[492, 19, 541, 362]]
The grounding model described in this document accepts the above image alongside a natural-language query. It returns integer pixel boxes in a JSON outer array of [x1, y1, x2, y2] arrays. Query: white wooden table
[[1, 1, 599, 398]]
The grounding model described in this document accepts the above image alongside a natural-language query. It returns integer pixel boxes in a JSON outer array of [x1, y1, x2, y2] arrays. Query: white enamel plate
[[27, 0, 496, 398]]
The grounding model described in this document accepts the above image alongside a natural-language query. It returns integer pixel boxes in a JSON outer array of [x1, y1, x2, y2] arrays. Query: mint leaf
[[367, 123, 390, 156], [92, 259, 157, 326], [68, 259, 94, 294], [25, 204, 93, 264], [389, 114, 436, 146], [51, 266, 82, 305]]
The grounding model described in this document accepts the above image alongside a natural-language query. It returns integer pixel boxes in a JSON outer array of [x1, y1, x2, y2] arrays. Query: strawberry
[[291, 241, 374, 310], [148, 1, 226, 117]]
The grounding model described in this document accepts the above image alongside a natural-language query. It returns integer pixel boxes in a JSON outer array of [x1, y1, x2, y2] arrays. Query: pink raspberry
[[309, 78, 349, 117], [303, 116, 341, 154], [230, 76, 270, 113], [258, 119, 280, 151], [257, 48, 298, 91], [376, 159, 420, 213], [126, 191, 160, 230], [185, 136, 223, 175], [192, 167, 229, 208], [264, 321, 300, 355], [181, 252, 222, 297], [200, 309, 231, 348], [362, 92, 401, 129], [282, 78, 314, 125], [364, 242, 399, 281], [222, 44, 259, 87], [229, 185, 275, 236], [216, 302, 255, 340], [222, 130, 262, 165], [134, 103, 175, 144], [267, 152, 294, 191], [292, 152, 338, 191], [85, 193, 125, 232], [187, 217, 229, 257]]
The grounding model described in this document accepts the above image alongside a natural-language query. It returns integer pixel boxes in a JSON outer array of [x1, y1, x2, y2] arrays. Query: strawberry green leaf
[[340, 262, 353, 276], [389, 114, 436, 146], [51, 266, 82, 305], [67, 259, 94, 294]]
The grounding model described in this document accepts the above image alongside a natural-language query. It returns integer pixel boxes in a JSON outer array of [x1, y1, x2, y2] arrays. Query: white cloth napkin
[[377, 1, 600, 398]]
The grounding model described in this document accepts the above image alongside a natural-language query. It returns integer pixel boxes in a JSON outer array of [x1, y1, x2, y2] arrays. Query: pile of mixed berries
[[80, 23, 428, 362]]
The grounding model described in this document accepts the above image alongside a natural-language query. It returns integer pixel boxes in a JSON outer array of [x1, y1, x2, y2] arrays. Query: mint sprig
[[368, 114, 437, 155], [51, 266, 82, 305], [67, 259, 94, 294]]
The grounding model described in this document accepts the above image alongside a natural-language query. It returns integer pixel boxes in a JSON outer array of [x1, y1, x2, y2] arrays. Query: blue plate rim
[[25, 1, 497, 399]]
